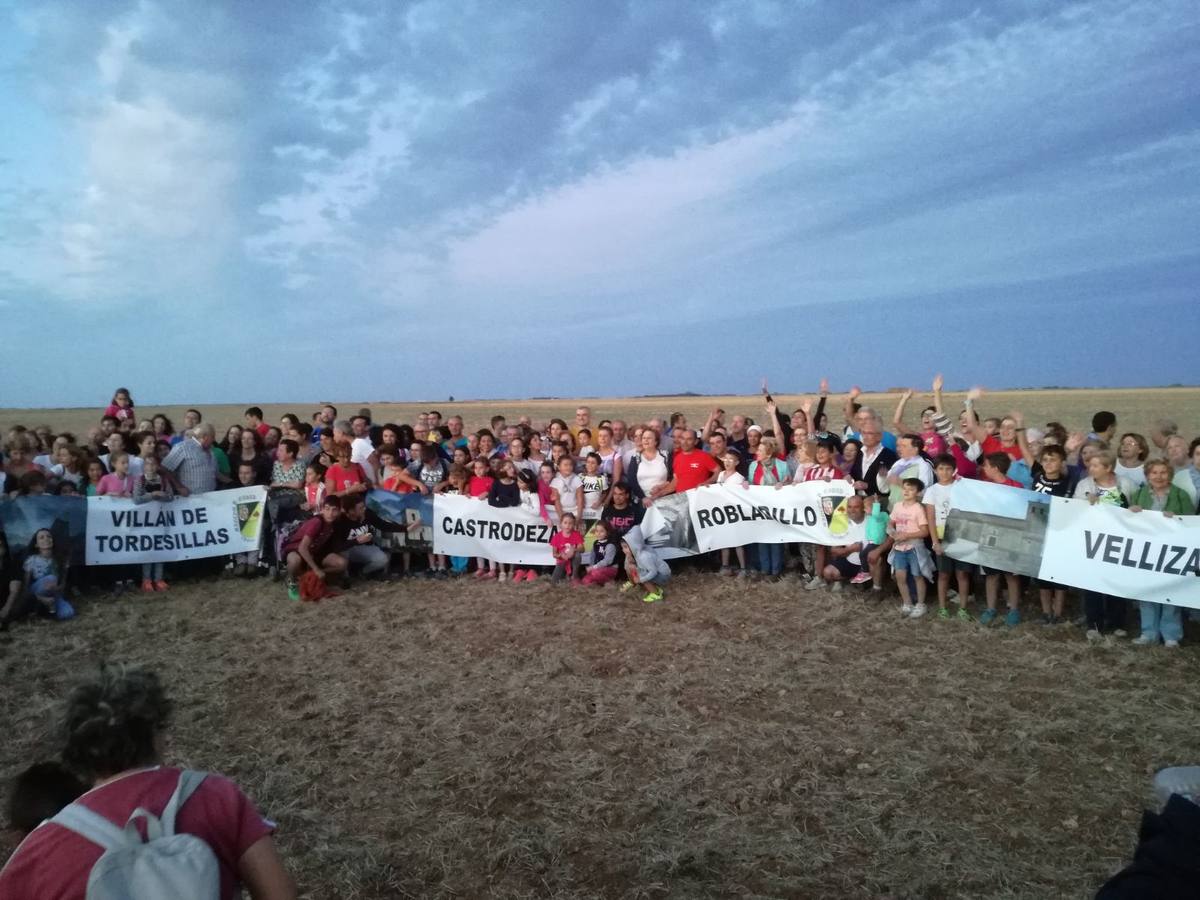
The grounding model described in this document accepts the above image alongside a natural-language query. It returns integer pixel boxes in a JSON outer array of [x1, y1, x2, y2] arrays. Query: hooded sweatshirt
[[622, 525, 671, 585]]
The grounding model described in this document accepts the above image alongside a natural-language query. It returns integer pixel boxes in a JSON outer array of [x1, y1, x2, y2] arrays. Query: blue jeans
[[1139, 601, 1183, 642], [756, 543, 783, 576]]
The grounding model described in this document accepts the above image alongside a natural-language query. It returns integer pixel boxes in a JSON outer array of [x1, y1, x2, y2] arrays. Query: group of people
[[2, 381, 1198, 642]]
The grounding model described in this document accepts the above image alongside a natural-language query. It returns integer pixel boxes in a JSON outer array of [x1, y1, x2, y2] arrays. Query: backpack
[[50, 770, 220, 900]]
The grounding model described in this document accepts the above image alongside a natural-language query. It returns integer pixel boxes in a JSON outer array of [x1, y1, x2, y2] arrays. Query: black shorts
[[937, 553, 974, 575], [979, 565, 1015, 577], [831, 556, 860, 579]]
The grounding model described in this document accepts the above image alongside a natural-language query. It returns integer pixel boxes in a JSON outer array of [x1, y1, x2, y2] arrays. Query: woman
[[594, 425, 624, 486], [1114, 433, 1150, 487], [4, 434, 43, 495], [231, 429, 272, 486], [625, 428, 670, 507], [1129, 460, 1193, 648], [219, 425, 244, 456], [269, 440, 306, 499], [505, 435, 538, 476], [527, 431, 547, 465], [151, 414, 174, 442], [0, 665, 295, 899], [748, 438, 790, 579]]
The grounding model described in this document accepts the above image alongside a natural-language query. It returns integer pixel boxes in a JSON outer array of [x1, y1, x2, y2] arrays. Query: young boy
[[282, 495, 347, 601], [619, 525, 671, 604], [1030, 445, 1076, 625], [923, 455, 972, 621], [887, 478, 930, 618], [978, 453, 1023, 627]]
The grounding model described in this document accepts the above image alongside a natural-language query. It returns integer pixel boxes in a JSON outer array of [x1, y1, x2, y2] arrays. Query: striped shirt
[[162, 437, 217, 495]]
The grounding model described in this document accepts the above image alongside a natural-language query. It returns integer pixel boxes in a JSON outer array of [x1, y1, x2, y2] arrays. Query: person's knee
[[324, 554, 347, 572]]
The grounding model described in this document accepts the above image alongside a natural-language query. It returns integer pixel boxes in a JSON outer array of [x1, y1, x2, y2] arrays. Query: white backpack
[[51, 770, 220, 900]]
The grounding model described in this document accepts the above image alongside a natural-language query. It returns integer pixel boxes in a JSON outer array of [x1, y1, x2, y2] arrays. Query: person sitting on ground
[[817, 494, 867, 592], [0, 664, 295, 899], [282, 495, 347, 601], [581, 520, 620, 586], [340, 495, 392, 580], [5, 761, 85, 838], [619, 524, 671, 604]]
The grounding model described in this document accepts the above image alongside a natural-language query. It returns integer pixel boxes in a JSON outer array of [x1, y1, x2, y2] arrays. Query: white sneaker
[[1132, 635, 1156, 647], [947, 589, 959, 601], [900, 603, 913, 616], [497, 572, 507, 583], [831, 581, 843, 593], [1113, 628, 1128, 638], [1153, 766, 1200, 806], [1086, 628, 1102, 642], [804, 576, 823, 591], [909, 603, 927, 619], [1164, 639, 1180, 649]]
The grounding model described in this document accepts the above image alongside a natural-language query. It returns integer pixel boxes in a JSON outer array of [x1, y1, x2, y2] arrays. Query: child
[[977, 453, 1024, 627], [437, 464, 469, 576], [716, 451, 750, 577], [923, 454, 972, 621], [1030, 445, 1075, 624], [230, 462, 262, 576], [537, 461, 556, 515], [103, 387, 136, 424], [282, 495, 347, 600], [377, 448, 410, 493], [23, 529, 73, 620], [133, 456, 173, 592], [84, 458, 106, 497], [301, 462, 327, 513], [468, 458, 497, 579], [619, 525, 671, 603], [512, 470, 544, 583], [887, 478, 930, 618], [550, 454, 583, 524], [487, 460, 520, 581], [96, 452, 134, 497], [550, 512, 584, 584], [7, 762, 85, 837], [579, 452, 609, 523], [324, 444, 369, 499], [580, 520, 620, 586]]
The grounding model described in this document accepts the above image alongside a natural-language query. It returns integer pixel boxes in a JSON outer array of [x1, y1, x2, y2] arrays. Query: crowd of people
[[2, 381, 1198, 644]]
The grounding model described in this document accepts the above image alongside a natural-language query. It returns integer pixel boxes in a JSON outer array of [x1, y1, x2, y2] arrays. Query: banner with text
[[433, 494, 557, 565], [85, 487, 267, 565], [687, 480, 858, 553], [1038, 498, 1200, 610]]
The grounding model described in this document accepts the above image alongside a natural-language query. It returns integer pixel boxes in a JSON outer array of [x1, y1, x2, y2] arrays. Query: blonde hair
[[1144, 459, 1173, 478]]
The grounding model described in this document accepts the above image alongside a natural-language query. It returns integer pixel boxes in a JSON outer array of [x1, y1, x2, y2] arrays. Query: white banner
[[1038, 497, 1200, 610], [86, 487, 267, 565], [433, 494, 557, 565], [687, 480, 857, 552]]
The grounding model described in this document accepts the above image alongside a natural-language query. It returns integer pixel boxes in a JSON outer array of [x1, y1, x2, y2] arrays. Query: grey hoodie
[[622, 525, 671, 585]]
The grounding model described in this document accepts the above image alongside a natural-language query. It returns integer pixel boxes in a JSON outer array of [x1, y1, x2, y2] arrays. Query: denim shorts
[[891, 549, 922, 576]]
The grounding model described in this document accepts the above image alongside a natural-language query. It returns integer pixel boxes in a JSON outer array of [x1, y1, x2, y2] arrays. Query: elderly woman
[[0, 664, 295, 899], [1129, 460, 1194, 648], [625, 427, 671, 507]]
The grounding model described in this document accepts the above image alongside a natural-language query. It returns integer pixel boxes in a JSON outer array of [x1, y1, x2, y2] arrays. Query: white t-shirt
[[350, 437, 376, 482], [717, 470, 746, 487], [921, 480, 955, 539], [635, 452, 668, 497], [1115, 461, 1147, 486], [842, 518, 867, 566], [550, 473, 582, 513]]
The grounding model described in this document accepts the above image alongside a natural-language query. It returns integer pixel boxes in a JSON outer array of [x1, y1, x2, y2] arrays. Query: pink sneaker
[[512, 568, 526, 582], [850, 572, 872, 585], [525, 570, 538, 582]]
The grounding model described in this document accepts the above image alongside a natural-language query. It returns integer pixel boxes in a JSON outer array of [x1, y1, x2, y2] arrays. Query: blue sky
[[1, 0, 1197, 406]]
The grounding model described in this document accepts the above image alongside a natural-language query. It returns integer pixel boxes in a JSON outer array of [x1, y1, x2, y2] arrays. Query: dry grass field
[[3, 387, 1200, 898], [4, 387, 1199, 443]]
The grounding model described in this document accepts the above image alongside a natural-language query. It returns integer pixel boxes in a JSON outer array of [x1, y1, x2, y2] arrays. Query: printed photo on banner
[[367, 490, 435, 553], [0, 495, 88, 566], [942, 479, 1050, 578]]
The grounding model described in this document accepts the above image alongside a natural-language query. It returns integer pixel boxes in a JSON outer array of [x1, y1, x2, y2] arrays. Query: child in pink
[[96, 452, 134, 497], [550, 512, 584, 583]]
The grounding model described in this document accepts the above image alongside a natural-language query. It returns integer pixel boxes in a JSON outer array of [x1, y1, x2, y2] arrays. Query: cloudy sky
[[1, 0, 1197, 406]]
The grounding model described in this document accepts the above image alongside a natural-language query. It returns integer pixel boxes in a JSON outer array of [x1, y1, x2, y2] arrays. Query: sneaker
[[1132, 635, 1156, 646], [141, 579, 155, 593], [831, 581, 843, 593], [435, 568, 449, 579], [286, 581, 299, 602], [1164, 639, 1180, 649], [900, 603, 913, 617], [525, 571, 538, 582], [1153, 766, 1200, 807], [1005, 609, 1021, 628], [154, 580, 169, 592], [978, 608, 998, 626], [1113, 628, 1128, 638], [909, 603, 927, 619], [1086, 628, 1102, 642], [956, 607, 972, 622], [947, 589, 959, 602], [804, 576, 823, 591], [643, 589, 663, 604], [619, 581, 635, 593], [737, 568, 750, 579], [1039, 613, 1052, 626], [497, 572, 507, 583], [850, 572, 871, 585], [474, 568, 487, 579], [936, 607, 950, 621], [719, 565, 733, 576]]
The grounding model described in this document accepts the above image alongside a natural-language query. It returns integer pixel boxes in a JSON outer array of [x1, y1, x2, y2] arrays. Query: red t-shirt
[[325, 462, 367, 493], [981, 435, 1021, 460], [0, 767, 273, 900], [282, 514, 334, 557], [255, 424, 270, 438], [672, 449, 718, 492], [468, 475, 494, 498]]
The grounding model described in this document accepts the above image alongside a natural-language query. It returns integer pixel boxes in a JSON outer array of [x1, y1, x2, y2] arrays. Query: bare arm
[[963, 386, 988, 445], [892, 389, 913, 430], [1013, 410, 1034, 467], [842, 386, 861, 430], [238, 835, 297, 900]]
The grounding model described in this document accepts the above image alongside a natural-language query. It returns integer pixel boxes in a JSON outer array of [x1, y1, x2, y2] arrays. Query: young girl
[[434, 464, 470, 577], [487, 461, 521, 582], [468, 458, 498, 579], [510, 470, 545, 585], [301, 463, 327, 513], [133, 456, 173, 592], [96, 452, 134, 497], [580, 520, 620, 586], [23, 529, 73, 620], [49, 445, 86, 490], [537, 461, 556, 517], [550, 454, 584, 524], [579, 452, 609, 523], [748, 438, 789, 579], [716, 451, 750, 577], [103, 387, 136, 424], [376, 448, 410, 493], [550, 513, 585, 584], [84, 459, 106, 497], [575, 428, 595, 458]]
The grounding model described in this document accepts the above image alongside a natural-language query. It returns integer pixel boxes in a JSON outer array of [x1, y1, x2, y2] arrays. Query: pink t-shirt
[[0, 767, 273, 900], [96, 473, 134, 496], [888, 500, 928, 551]]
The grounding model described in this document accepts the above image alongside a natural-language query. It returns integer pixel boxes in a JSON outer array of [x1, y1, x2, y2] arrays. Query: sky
[[1, 0, 1197, 407]]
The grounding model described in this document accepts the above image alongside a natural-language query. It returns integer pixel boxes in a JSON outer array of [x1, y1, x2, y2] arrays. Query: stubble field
[[2, 388, 1200, 898]]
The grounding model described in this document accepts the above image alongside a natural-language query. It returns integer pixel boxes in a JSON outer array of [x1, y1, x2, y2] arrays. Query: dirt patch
[[2, 573, 1198, 899]]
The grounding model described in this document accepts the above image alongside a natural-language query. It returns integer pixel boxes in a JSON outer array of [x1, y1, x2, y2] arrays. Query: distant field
[[3, 387, 1199, 443]]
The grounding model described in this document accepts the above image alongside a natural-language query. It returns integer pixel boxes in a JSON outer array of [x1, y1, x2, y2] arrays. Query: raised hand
[[901, 388, 914, 401], [1010, 410, 1024, 427], [966, 386, 984, 403], [1064, 431, 1086, 453], [848, 385, 861, 401], [932, 373, 944, 392], [819, 377, 829, 395]]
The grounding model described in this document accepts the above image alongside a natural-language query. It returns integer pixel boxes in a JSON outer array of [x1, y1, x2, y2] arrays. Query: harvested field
[[3, 572, 1198, 898]]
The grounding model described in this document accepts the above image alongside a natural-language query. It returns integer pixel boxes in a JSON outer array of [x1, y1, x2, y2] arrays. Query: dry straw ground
[[3, 573, 1199, 899]]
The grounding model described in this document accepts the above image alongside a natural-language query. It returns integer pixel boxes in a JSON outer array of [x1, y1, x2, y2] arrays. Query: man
[[611, 420, 636, 467], [817, 495, 868, 592], [884, 434, 935, 505], [244, 407, 270, 438], [647, 417, 672, 453], [726, 415, 749, 464], [99, 416, 119, 440], [570, 406, 592, 444], [312, 404, 337, 445], [664, 427, 719, 495], [1089, 411, 1117, 443], [443, 415, 468, 449], [705, 430, 728, 463], [340, 495, 391, 579], [850, 418, 898, 504], [427, 410, 443, 429], [171, 409, 202, 446], [498, 425, 519, 457], [160, 422, 218, 496]]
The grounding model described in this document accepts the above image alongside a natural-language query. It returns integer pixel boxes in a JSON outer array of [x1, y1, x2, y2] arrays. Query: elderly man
[[814, 495, 868, 592], [850, 417, 898, 503], [161, 422, 218, 496], [443, 416, 467, 449]]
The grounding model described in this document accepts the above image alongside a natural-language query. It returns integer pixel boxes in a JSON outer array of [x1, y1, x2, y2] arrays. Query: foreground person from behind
[[0, 664, 295, 899]]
